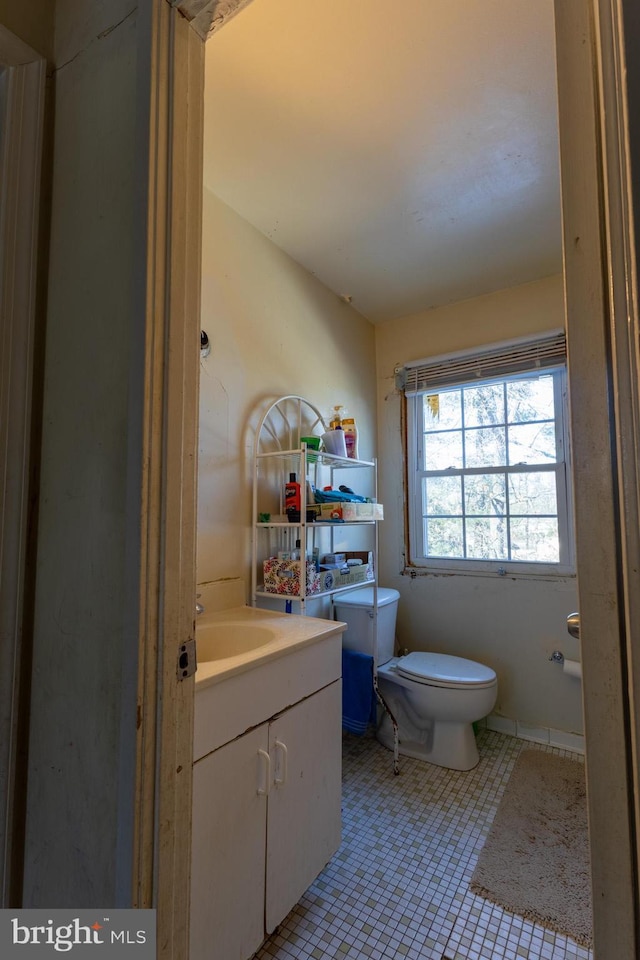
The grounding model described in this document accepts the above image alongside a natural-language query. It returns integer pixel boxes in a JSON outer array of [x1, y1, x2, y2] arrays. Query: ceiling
[[202, 0, 562, 324]]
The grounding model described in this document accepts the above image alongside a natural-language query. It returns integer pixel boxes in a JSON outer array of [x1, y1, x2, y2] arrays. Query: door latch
[[177, 638, 197, 680]]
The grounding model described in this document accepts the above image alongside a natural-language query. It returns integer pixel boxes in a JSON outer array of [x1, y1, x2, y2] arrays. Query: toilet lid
[[396, 652, 497, 689]]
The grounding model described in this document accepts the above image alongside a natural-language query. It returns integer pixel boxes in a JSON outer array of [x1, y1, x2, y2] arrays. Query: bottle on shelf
[[342, 416, 358, 459], [324, 405, 357, 458], [285, 473, 301, 521], [328, 405, 344, 430], [321, 425, 347, 457]]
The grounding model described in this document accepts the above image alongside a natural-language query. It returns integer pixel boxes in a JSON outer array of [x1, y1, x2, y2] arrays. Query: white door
[[190, 724, 269, 960], [266, 680, 342, 933]]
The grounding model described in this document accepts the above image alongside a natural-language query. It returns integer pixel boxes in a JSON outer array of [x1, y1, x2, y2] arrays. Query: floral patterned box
[[263, 557, 321, 596]]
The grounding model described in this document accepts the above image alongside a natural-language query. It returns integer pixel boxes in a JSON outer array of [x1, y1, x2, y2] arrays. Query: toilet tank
[[334, 587, 400, 667]]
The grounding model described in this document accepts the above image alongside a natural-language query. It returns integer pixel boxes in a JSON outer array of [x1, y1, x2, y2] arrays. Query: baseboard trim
[[480, 714, 585, 755]]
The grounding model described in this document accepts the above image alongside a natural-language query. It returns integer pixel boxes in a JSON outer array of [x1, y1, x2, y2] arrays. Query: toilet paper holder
[[550, 649, 582, 679], [549, 613, 582, 663]]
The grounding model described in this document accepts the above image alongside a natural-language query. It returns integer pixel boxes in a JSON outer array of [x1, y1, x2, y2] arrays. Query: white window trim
[[405, 364, 575, 579]]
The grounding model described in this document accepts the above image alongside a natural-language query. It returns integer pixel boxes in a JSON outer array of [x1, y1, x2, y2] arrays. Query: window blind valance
[[396, 330, 566, 396]]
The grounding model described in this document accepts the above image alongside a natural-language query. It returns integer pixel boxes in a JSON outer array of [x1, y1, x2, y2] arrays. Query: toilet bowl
[[376, 654, 497, 770], [334, 588, 497, 771]]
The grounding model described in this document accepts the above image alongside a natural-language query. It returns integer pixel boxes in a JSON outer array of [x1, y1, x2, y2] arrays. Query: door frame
[[145, 0, 640, 956], [0, 26, 45, 907], [133, 2, 203, 955], [555, 0, 640, 954]]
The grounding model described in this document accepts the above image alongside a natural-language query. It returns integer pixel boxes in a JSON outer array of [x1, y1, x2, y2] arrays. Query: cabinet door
[[265, 680, 342, 932], [190, 724, 269, 960]]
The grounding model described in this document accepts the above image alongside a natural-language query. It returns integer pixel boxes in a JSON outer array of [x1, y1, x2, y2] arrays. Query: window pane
[[424, 431, 463, 470], [508, 422, 556, 464], [410, 359, 570, 570], [509, 472, 558, 515], [510, 517, 560, 562], [464, 427, 506, 467], [466, 518, 507, 559], [507, 375, 555, 423], [425, 518, 464, 558], [465, 474, 506, 516], [423, 390, 462, 431], [424, 476, 462, 516], [463, 383, 505, 427]]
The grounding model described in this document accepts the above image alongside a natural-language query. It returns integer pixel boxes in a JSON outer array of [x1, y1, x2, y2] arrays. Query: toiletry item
[[322, 428, 347, 457], [285, 600, 292, 614], [277, 550, 292, 561], [329, 405, 344, 430], [300, 436, 321, 462], [306, 479, 315, 505], [291, 539, 301, 561], [342, 417, 359, 459], [563, 658, 582, 679], [285, 472, 301, 519], [322, 553, 346, 565]]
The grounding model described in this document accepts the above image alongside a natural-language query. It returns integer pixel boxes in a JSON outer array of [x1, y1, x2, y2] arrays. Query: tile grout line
[[253, 729, 591, 960]]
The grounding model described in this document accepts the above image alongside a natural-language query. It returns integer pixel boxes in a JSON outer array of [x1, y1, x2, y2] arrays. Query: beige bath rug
[[470, 749, 592, 947]]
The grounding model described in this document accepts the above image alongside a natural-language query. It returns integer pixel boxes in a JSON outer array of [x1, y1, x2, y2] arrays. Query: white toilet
[[334, 587, 498, 771]]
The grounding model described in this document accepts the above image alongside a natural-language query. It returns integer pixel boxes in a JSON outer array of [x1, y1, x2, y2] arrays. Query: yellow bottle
[[329, 405, 343, 430]]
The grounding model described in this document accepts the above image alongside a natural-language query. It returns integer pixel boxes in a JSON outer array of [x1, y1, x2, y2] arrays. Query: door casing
[[0, 25, 45, 908]]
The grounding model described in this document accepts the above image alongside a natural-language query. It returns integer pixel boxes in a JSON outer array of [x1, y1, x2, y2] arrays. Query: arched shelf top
[[254, 395, 326, 458]]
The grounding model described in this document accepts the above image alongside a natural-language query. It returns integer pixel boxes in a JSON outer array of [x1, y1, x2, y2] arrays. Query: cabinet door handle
[[274, 739, 288, 787], [257, 748, 271, 796]]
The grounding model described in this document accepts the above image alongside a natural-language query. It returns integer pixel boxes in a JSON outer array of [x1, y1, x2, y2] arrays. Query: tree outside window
[[407, 366, 573, 575]]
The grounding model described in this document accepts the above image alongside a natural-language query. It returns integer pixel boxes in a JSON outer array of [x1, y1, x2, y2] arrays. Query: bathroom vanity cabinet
[[191, 623, 343, 960], [251, 395, 381, 614]]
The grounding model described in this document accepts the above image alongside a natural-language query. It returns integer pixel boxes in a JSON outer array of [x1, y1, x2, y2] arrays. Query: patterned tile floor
[[253, 729, 592, 960]]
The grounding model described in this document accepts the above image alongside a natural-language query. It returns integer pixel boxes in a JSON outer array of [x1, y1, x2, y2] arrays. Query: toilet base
[[376, 712, 480, 771]]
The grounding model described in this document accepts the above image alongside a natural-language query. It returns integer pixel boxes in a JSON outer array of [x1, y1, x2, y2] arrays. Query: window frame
[[406, 364, 575, 578]]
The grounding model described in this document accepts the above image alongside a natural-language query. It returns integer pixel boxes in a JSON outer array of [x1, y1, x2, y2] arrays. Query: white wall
[[197, 189, 377, 601], [375, 275, 583, 735]]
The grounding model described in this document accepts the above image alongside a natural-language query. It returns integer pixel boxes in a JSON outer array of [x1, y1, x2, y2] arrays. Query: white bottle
[[322, 427, 347, 457]]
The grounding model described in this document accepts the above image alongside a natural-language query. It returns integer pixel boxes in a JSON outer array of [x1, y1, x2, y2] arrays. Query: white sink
[[197, 622, 277, 662], [195, 606, 345, 688], [194, 606, 346, 759]]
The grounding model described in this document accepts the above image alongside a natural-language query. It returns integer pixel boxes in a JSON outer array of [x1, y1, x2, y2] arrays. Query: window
[[402, 334, 574, 576]]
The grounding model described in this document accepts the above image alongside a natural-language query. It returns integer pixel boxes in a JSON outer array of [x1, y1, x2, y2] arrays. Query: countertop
[[195, 605, 346, 689]]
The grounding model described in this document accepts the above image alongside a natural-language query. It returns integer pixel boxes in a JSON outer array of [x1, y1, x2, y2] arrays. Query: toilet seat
[[396, 652, 496, 690]]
